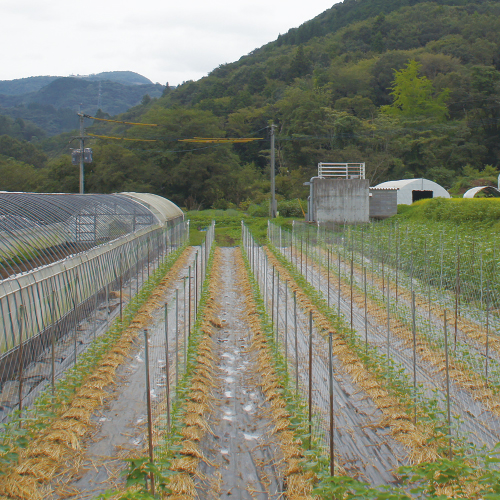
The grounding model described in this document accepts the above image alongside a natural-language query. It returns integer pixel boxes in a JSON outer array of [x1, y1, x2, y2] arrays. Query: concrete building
[[307, 177, 370, 223], [373, 178, 450, 205]]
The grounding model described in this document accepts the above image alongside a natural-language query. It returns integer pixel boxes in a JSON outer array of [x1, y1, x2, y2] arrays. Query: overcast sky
[[1, 0, 340, 86]]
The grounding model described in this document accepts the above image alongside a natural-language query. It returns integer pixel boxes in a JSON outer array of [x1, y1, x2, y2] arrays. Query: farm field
[[2, 216, 500, 499]]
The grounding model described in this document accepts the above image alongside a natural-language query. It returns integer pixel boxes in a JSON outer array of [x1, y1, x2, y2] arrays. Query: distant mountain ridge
[[0, 72, 164, 136], [0, 71, 155, 96]]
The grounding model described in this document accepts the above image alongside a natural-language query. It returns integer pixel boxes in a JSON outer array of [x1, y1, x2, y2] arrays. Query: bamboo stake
[[412, 291, 417, 424], [350, 248, 354, 328], [272, 266, 275, 328], [276, 271, 280, 347], [285, 282, 288, 370], [51, 290, 56, 396], [17, 304, 25, 419], [338, 251, 341, 319], [308, 310, 313, 450], [294, 291, 298, 395], [175, 288, 179, 389], [327, 249, 330, 308], [364, 268, 368, 355], [183, 277, 187, 370], [486, 282, 490, 385], [144, 328, 155, 495], [188, 265, 192, 337], [455, 245, 460, 351], [444, 310, 452, 458], [329, 330, 335, 477], [164, 304, 171, 432]]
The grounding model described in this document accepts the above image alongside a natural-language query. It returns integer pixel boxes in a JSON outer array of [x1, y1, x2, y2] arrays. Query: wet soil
[[198, 247, 282, 499]]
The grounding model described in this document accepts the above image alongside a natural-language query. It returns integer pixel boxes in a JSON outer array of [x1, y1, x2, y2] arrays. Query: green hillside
[[3, 0, 500, 211]]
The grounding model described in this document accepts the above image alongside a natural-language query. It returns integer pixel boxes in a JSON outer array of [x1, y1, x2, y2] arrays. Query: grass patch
[[396, 197, 500, 228], [186, 209, 297, 247]]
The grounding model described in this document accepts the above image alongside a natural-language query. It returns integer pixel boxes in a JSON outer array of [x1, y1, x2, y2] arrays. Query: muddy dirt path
[[198, 247, 283, 499]]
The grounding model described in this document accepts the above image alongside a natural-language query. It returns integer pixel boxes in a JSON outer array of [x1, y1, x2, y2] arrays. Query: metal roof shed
[[373, 178, 450, 205]]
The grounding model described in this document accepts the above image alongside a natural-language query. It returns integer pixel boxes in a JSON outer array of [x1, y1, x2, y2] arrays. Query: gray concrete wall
[[311, 178, 369, 223], [369, 189, 398, 219]]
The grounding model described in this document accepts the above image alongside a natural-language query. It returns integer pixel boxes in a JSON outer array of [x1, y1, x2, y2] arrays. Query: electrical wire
[[82, 114, 158, 127], [87, 133, 157, 142]]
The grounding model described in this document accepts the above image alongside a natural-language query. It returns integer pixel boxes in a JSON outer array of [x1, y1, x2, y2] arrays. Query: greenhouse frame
[[0, 192, 187, 418]]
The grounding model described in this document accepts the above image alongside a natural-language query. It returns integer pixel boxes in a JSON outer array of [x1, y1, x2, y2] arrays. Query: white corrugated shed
[[373, 178, 450, 205], [120, 192, 184, 224]]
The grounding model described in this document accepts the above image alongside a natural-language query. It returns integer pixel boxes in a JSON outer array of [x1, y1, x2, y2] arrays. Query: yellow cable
[[84, 114, 158, 126], [178, 137, 263, 143], [87, 133, 157, 142]]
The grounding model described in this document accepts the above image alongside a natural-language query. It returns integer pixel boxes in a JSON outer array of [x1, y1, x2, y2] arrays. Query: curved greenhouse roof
[[373, 178, 450, 205], [463, 186, 500, 198], [0, 192, 183, 280], [121, 192, 184, 225]]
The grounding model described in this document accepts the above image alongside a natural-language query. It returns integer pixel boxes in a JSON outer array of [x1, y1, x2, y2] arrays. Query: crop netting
[[0, 219, 189, 422], [141, 223, 216, 458], [268, 220, 500, 455], [242, 224, 409, 485]]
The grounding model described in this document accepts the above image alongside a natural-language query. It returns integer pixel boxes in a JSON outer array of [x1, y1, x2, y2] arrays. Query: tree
[[381, 60, 449, 120], [288, 45, 310, 80], [0, 156, 43, 192]]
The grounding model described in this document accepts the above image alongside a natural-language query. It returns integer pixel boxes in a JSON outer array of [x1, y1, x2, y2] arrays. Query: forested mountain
[[3, 0, 500, 209], [0, 73, 164, 136], [0, 71, 155, 96]]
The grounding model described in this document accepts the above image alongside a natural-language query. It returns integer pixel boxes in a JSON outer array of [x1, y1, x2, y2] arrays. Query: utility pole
[[78, 112, 85, 194], [270, 123, 277, 218]]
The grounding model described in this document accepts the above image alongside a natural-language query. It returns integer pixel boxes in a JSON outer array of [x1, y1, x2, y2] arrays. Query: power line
[[83, 114, 158, 127], [87, 133, 158, 142]]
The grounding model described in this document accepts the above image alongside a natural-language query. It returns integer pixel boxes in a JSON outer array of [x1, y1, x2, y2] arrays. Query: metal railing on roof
[[318, 162, 365, 179]]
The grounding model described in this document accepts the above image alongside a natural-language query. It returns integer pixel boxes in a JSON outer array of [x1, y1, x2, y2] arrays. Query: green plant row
[[240, 241, 320, 450], [0, 242, 188, 473], [264, 243, 500, 498], [267, 242, 442, 424], [303, 223, 500, 396]]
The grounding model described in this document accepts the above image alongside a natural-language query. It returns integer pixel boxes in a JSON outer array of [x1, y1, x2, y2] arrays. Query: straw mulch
[[164, 248, 223, 498], [236, 249, 319, 500]]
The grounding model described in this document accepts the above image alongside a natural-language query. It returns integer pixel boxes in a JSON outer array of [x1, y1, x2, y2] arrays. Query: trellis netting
[[242, 224, 410, 485], [268, 220, 500, 455]]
